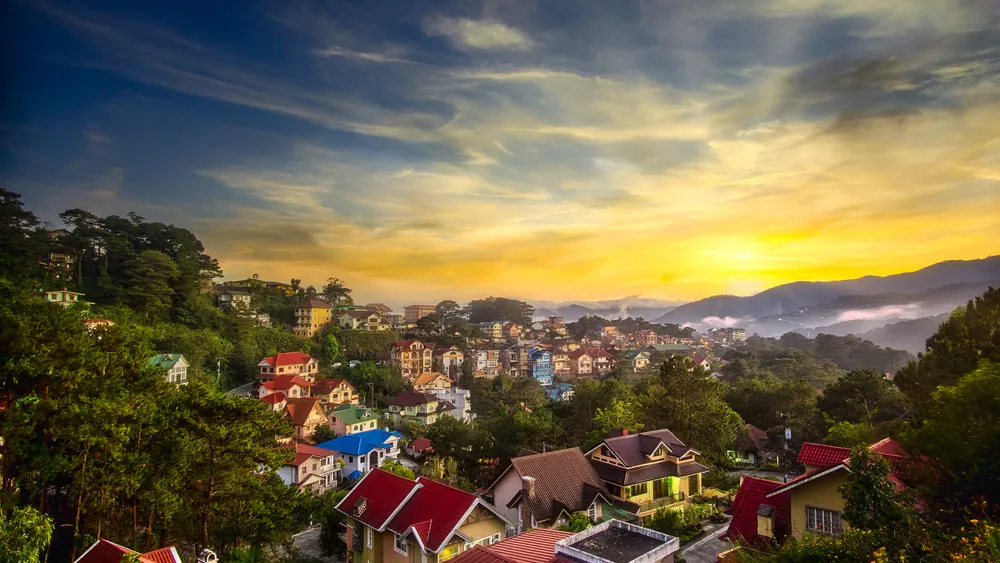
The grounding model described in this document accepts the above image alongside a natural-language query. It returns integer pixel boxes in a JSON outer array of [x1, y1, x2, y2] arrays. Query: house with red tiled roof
[[406, 436, 434, 458], [260, 392, 287, 412], [567, 350, 593, 377], [719, 477, 790, 549], [584, 349, 612, 375], [278, 442, 341, 494], [259, 374, 313, 400], [723, 438, 915, 547], [490, 448, 639, 531], [336, 468, 514, 563], [312, 378, 359, 406], [282, 397, 329, 442], [258, 352, 319, 382], [74, 539, 182, 563], [392, 340, 434, 378]]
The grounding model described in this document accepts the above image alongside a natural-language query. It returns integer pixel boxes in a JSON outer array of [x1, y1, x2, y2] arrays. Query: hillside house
[[44, 288, 90, 308], [278, 442, 341, 493], [474, 346, 501, 376], [148, 354, 189, 385], [330, 404, 381, 435], [435, 346, 465, 377], [283, 397, 329, 442], [258, 352, 319, 382], [259, 374, 313, 399], [317, 429, 403, 480], [385, 392, 455, 427], [413, 372, 453, 392], [294, 299, 333, 338], [567, 350, 593, 377], [339, 310, 391, 331], [312, 378, 359, 406], [392, 340, 434, 378], [529, 349, 554, 386]]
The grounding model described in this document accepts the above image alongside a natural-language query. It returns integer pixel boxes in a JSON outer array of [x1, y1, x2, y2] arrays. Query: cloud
[[836, 303, 927, 322], [312, 46, 418, 65], [423, 16, 533, 51]]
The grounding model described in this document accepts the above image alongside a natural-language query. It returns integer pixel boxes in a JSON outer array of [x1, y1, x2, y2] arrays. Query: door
[[369, 451, 379, 469]]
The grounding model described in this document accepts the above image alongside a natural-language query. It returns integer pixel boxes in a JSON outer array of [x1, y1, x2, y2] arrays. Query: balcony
[[638, 492, 686, 513]]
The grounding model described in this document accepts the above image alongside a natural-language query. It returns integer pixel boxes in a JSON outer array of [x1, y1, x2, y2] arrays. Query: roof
[[584, 348, 611, 358], [313, 378, 354, 394], [393, 339, 425, 348], [260, 392, 287, 404], [721, 477, 790, 547], [503, 448, 623, 523], [387, 476, 482, 552], [591, 458, 710, 486], [597, 429, 694, 467], [768, 438, 914, 497], [147, 354, 186, 369], [284, 397, 325, 426], [260, 351, 315, 367], [451, 529, 574, 563], [620, 350, 648, 360], [414, 372, 450, 386], [331, 404, 380, 425], [336, 468, 422, 530], [409, 436, 434, 452], [554, 520, 679, 563], [138, 547, 182, 563], [567, 349, 592, 360], [797, 442, 851, 468], [261, 374, 313, 391], [732, 424, 770, 453], [388, 391, 438, 406], [74, 539, 182, 563], [342, 309, 381, 319], [281, 442, 335, 466], [316, 428, 402, 456], [298, 299, 331, 308], [650, 343, 691, 352]]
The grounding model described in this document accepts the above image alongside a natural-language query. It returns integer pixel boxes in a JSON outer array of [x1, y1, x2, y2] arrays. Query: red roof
[[281, 442, 334, 466], [487, 528, 573, 563], [721, 477, 790, 547], [387, 477, 480, 552], [76, 540, 181, 563], [409, 437, 434, 452], [567, 350, 591, 360], [584, 348, 611, 358], [337, 468, 421, 530], [261, 351, 315, 367], [796, 442, 850, 468], [313, 378, 353, 394], [260, 392, 287, 404], [261, 374, 313, 390], [451, 545, 512, 563], [140, 547, 182, 563]]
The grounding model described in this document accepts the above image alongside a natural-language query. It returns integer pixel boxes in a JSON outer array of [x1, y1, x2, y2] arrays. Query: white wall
[[493, 469, 524, 526]]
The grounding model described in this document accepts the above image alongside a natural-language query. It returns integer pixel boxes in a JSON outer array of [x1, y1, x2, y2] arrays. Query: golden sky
[[8, 0, 1000, 304]]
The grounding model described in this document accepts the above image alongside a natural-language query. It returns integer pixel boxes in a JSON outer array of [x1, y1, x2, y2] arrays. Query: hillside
[[857, 313, 952, 354]]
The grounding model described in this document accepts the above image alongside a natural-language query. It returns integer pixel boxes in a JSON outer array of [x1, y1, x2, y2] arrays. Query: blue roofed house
[[529, 349, 554, 386], [315, 428, 404, 479], [544, 383, 575, 402]]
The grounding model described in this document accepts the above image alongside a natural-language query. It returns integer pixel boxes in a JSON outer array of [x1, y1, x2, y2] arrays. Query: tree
[[586, 398, 643, 449], [318, 332, 340, 366], [0, 188, 43, 282], [313, 425, 337, 443], [824, 420, 874, 448], [317, 490, 349, 556], [436, 300, 465, 325], [723, 375, 820, 440], [320, 277, 353, 308], [417, 313, 442, 334], [838, 446, 919, 559], [0, 507, 54, 563], [125, 250, 180, 321], [381, 459, 416, 479], [818, 369, 906, 426], [560, 512, 592, 533], [465, 297, 534, 326]]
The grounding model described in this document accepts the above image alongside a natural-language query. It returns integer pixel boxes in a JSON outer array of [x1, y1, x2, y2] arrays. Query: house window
[[805, 506, 843, 536], [349, 456, 354, 463], [587, 503, 597, 521], [394, 533, 407, 554], [366, 525, 373, 549], [439, 543, 460, 562], [627, 482, 648, 498]]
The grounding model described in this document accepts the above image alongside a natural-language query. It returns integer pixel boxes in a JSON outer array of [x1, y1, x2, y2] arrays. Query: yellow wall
[[459, 517, 505, 543], [789, 470, 849, 540]]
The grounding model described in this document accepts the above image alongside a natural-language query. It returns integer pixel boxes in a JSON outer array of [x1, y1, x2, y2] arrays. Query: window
[[587, 503, 597, 521], [349, 456, 354, 463], [366, 525, 373, 549], [439, 543, 460, 562], [394, 533, 407, 554], [627, 482, 648, 498], [805, 506, 843, 536]]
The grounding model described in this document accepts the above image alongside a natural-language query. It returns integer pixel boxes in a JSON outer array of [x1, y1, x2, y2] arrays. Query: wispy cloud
[[312, 46, 419, 65], [422, 16, 534, 51]]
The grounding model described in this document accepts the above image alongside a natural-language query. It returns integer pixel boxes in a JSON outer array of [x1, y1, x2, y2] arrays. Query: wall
[[459, 517, 505, 544], [492, 469, 524, 525], [789, 471, 849, 540], [382, 530, 409, 563]]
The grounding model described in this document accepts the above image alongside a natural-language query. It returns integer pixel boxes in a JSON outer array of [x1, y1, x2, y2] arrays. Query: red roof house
[[796, 442, 851, 472], [74, 539, 182, 563], [451, 529, 573, 563], [720, 477, 790, 548]]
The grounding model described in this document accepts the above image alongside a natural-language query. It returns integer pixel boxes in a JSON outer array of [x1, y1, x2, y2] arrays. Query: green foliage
[[317, 490, 349, 557], [721, 347, 842, 389], [320, 277, 352, 308], [818, 369, 906, 426], [839, 446, 920, 558], [321, 327, 399, 362], [646, 505, 720, 543], [435, 300, 466, 325], [723, 375, 822, 443], [0, 506, 54, 563], [337, 361, 407, 405], [0, 189, 44, 282], [585, 397, 643, 449], [464, 297, 534, 327], [823, 420, 874, 448], [558, 512, 592, 533], [380, 459, 416, 479], [702, 468, 740, 492], [312, 425, 337, 443]]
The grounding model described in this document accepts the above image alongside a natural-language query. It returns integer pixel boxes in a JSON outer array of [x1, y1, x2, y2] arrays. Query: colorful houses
[[435, 346, 465, 377], [316, 429, 403, 480], [259, 374, 313, 400], [278, 442, 341, 494], [478, 321, 504, 339], [567, 349, 593, 377], [75, 539, 182, 563], [148, 354, 189, 385], [294, 299, 332, 338], [473, 346, 501, 377], [586, 429, 709, 518], [392, 340, 434, 378], [620, 350, 650, 372], [529, 349, 554, 386], [330, 404, 382, 435], [283, 397, 329, 441], [413, 372, 453, 392], [337, 468, 512, 563], [385, 392, 455, 427], [312, 378, 360, 406], [258, 351, 319, 382], [339, 310, 391, 331]]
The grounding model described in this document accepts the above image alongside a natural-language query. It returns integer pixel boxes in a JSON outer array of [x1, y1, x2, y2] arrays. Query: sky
[[2, 0, 999, 305]]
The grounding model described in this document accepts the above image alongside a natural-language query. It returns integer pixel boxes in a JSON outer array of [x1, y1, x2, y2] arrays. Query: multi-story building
[[567, 350, 593, 377], [218, 290, 252, 314], [499, 343, 529, 377], [258, 352, 320, 382], [278, 442, 341, 494], [385, 392, 455, 427], [392, 340, 434, 378], [148, 354, 189, 385], [503, 322, 522, 338], [585, 349, 613, 375], [413, 372, 453, 392], [338, 469, 512, 563], [40, 252, 75, 283], [259, 374, 313, 400], [474, 346, 501, 377], [634, 330, 659, 347], [338, 310, 391, 331], [427, 388, 473, 422], [317, 428, 403, 480], [478, 321, 504, 339], [586, 429, 709, 518], [434, 346, 464, 377], [283, 397, 330, 442], [294, 299, 333, 338], [551, 349, 571, 377], [311, 378, 359, 406], [329, 404, 381, 435], [529, 349, 554, 386], [403, 304, 436, 324]]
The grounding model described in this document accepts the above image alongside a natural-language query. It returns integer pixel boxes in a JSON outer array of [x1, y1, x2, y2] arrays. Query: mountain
[[856, 313, 952, 354], [654, 255, 1000, 325], [532, 297, 683, 322]]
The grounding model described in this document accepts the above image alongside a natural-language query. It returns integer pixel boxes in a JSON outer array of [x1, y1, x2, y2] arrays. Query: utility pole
[[776, 411, 793, 476]]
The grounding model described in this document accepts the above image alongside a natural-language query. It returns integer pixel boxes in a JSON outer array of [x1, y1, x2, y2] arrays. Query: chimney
[[621, 429, 628, 436], [521, 476, 536, 498]]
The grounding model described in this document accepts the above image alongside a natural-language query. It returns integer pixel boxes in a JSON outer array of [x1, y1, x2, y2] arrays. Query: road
[[226, 381, 257, 398], [679, 515, 734, 563], [292, 527, 342, 563]]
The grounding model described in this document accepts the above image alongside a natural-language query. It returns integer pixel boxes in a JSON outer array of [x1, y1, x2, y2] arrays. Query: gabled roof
[[298, 299, 331, 308], [501, 448, 626, 523], [259, 351, 315, 367], [280, 442, 335, 466], [394, 339, 426, 348], [414, 372, 450, 386], [74, 539, 182, 563], [409, 436, 434, 452], [312, 378, 354, 394], [388, 391, 438, 406], [797, 442, 851, 468], [452, 529, 574, 563], [316, 428, 402, 456], [584, 348, 611, 358], [720, 477, 790, 547], [260, 392, 287, 404], [768, 438, 914, 497], [284, 397, 325, 426], [387, 476, 485, 552], [596, 429, 694, 467], [261, 374, 313, 391], [330, 404, 379, 425], [148, 354, 187, 370], [336, 468, 423, 530], [342, 309, 381, 319], [567, 349, 592, 360]]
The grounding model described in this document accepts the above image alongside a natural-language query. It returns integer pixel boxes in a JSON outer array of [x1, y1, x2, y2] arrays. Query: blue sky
[[3, 0, 999, 304]]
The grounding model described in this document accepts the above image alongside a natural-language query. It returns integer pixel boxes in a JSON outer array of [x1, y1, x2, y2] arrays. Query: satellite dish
[[197, 549, 218, 563]]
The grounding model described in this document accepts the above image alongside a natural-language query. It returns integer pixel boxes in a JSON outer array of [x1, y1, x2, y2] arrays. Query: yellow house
[[295, 299, 333, 338], [413, 372, 453, 392], [338, 469, 512, 563]]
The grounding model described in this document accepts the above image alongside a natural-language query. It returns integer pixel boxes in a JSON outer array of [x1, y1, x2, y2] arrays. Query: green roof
[[621, 350, 647, 359], [599, 500, 641, 524], [650, 343, 691, 352], [148, 354, 187, 369], [331, 404, 380, 425]]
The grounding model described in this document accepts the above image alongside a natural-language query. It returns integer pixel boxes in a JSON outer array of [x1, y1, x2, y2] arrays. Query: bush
[[702, 467, 740, 492]]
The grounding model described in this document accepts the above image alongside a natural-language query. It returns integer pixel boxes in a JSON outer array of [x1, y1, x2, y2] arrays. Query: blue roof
[[315, 428, 403, 456], [346, 470, 363, 480]]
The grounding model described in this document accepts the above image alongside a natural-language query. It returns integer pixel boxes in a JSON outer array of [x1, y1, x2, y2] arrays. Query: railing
[[638, 492, 686, 512]]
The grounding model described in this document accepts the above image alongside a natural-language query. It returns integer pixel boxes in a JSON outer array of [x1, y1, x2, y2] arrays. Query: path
[[292, 526, 342, 563], [226, 381, 257, 398], [679, 515, 733, 563]]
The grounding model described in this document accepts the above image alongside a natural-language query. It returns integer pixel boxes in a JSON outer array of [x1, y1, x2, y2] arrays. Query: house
[[260, 392, 287, 413], [634, 330, 659, 347], [366, 303, 393, 316], [148, 354, 189, 385], [339, 310, 391, 331], [726, 424, 778, 467], [258, 352, 319, 382], [40, 251, 75, 283], [692, 356, 713, 372], [551, 349, 571, 376], [490, 447, 640, 531], [279, 442, 341, 494], [330, 404, 382, 435], [74, 539, 182, 563], [413, 372, 453, 392], [499, 343, 528, 377], [312, 378, 359, 405], [449, 521, 679, 563], [44, 288, 90, 308], [503, 322, 522, 338], [586, 429, 709, 518], [724, 438, 913, 545], [294, 299, 333, 338], [544, 383, 575, 402], [435, 346, 465, 377], [404, 304, 436, 323], [427, 388, 473, 422], [406, 436, 434, 458], [586, 349, 613, 375], [317, 429, 403, 480], [337, 468, 513, 563], [567, 350, 593, 377], [283, 397, 330, 442], [259, 374, 313, 399], [392, 340, 434, 378], [218, 290, 252, 314], [473, 346, 501, 376], [385, 392, 454, 427], [620, 350, 650, 372], [529, 349, 554, 386], [478, 321, 504, 339]]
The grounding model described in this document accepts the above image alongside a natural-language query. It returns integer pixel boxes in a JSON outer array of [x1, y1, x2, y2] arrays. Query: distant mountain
[[654, 256, 1000, 325], [532, 297, 683, 322], [856, 313, 952, 354]]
